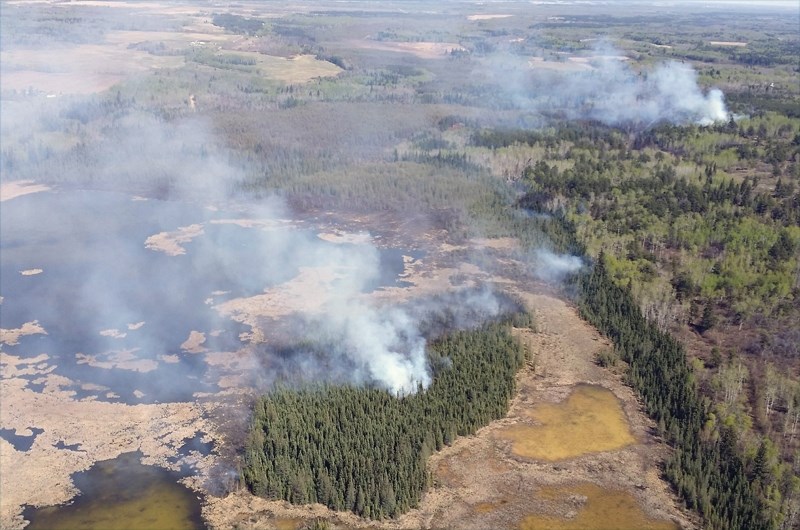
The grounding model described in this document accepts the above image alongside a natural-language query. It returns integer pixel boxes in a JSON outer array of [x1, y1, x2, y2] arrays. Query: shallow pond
[[521, 482, 678, 530], [498, 384, 635, 460], [0, 427, 44, 451], [23, 452, 206, 530]]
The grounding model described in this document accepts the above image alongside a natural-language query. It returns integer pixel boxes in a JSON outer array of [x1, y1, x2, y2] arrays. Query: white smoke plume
[[319, 303, 430, 395], [574, 58, 730, 126], [499, 44, 730, 127], [249, 224, 434, 395], [532, 248, 583, 282]]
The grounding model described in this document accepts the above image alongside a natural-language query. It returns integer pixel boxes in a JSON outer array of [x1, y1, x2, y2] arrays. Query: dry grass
[[346, 40, 465, 59], [521, 483, 678, 530], [709, 41, 748, 47], [144, 224, 205, 257], [180, 331, 208, 354], [75, 348, 159, 373], [527, 57, 593, 73], [254, 54, 343, 83], [0, 351, 219, 530], [0, 199, 693, 530], [202, 286, 694, 530], [467, 14, 513, 21], [0, 12, 235, 95], [0, 321, 47, 346], [273, 519, 304, 530], [104, 29, 229, 47], [1, 44, 183, 94]]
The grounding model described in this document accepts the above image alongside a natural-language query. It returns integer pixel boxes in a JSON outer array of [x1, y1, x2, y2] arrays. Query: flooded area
[[498, 384, 636, 461], [521, 483, 678, 530], [22, 452, 206, 530], [0, 427, 44, 452], [0, 188, 430, 530], [0, 189, 420, 404]]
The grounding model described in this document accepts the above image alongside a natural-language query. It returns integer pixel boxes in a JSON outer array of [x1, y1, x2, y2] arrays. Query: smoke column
[[507, 44, 730, 127], [576, 58, 730, 126], [532, 249, 584, 282]]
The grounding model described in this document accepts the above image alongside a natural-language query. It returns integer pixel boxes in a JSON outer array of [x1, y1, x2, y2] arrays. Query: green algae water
[[23, 452, 206, 530]]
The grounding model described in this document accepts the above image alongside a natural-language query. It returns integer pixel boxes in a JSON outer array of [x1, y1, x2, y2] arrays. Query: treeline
[[472, 123, 627, 151], [186, 49, 258, 70], [212, 13, 265, 35], [524, 157, 800, 228], [242, 321, 528, 519], [727, 40, 800, 68], [576, 254, 772, 530]]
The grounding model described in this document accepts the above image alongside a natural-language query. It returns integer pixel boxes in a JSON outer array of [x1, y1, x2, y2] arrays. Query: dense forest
[[242, 320, 531, 519], [577, 254, 772, 530], [501, 116, 800, 527]]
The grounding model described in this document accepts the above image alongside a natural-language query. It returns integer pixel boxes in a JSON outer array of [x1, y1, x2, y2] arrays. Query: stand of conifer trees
[[576, 254, 772, 530], [242, 322, 527, 519], [243, 205, 774, 528]]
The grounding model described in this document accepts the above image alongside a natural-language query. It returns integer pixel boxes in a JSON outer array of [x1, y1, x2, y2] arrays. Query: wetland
[[22, 452, 206, 530], [498, 384, 636, 461], [5, 0, 792, 526]]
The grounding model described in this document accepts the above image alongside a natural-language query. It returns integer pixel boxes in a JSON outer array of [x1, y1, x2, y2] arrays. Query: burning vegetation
[[2, 1, 799, 530], [243, 320, 529, 518]]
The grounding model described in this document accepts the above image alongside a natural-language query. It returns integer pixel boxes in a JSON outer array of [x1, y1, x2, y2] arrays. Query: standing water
[[22, 452, 206, 530]]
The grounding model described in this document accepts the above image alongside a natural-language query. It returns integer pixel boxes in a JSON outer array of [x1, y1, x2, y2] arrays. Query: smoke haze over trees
[[490, 44, 730, 127], [2, 1, 799, 528], [244, 320, 529, 518]]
